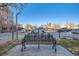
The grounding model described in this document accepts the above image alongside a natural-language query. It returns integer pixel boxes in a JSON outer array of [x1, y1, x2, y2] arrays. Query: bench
[[21, 32, 57, 53]]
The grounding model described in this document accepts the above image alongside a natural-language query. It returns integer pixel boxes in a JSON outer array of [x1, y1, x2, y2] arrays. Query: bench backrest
[[23, 32, 55, 41]]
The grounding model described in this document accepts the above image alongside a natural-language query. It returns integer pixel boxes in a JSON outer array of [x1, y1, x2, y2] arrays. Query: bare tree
[[10, 3, 25, 40]]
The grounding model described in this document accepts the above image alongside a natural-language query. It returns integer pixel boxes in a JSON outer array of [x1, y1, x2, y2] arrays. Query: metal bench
[[21, 31, 57, 53]]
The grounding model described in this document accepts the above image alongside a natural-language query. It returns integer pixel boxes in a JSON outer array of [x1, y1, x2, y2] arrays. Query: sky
[[13, 3, 79, 26]]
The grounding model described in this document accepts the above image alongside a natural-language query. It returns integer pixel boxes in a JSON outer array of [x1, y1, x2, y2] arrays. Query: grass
[[58, 39, 79, 56], [0, 39, 21, 55]]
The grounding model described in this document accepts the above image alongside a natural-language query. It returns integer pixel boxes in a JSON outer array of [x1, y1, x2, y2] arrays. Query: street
[[0, 32, 25, 44], [0, 31, 79, 44]]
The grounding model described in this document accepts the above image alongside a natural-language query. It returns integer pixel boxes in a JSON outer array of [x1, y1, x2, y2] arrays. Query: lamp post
[[38, 28, 40, 49], [16, 12, 19, 40], [12, 4, 23, 40], [11, 12, 14, 40]]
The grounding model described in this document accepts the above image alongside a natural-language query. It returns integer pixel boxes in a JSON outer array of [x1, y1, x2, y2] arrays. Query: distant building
[[40, 23, 61, 32], [65, 24, 79, 29]]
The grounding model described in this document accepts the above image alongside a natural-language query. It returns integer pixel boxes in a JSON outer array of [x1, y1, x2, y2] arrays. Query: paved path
[[3, 45, 74, 56]]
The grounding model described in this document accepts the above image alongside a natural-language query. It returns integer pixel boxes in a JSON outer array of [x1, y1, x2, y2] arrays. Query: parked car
[[71, 29, 79, 40], [71, 29, 79, 34], [19, 29, 26, 33], [57, 28, 72, 32], [32, 27, 45, 33]]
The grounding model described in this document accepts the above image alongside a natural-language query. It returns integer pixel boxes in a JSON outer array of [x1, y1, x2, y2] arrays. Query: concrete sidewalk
[[3, 45, 74, 56]]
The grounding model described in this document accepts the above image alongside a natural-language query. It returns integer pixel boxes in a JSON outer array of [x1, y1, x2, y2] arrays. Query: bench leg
[[21, 40, 26, 52], [21, 44, 26, 52], [51, 40, 57, 54], [24, 43, 26, 49], [38, 43, 40, 49], [21, 41, 24, 52], [21, 46, 24, 52], [52, 41, 55, 49], [55, 45, 57, 53]]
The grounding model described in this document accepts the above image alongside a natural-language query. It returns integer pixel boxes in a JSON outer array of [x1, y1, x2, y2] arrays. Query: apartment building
[[0, 6, 13, 32]]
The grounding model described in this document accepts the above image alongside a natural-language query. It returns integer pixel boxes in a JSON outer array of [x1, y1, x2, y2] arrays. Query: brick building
[[0, 6, 13, 32]]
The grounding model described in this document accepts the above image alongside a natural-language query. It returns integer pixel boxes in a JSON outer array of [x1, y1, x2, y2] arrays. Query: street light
[[15, 4, 23, 40], [10, 4, 24, 40], [38, 27, 40, 49]]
